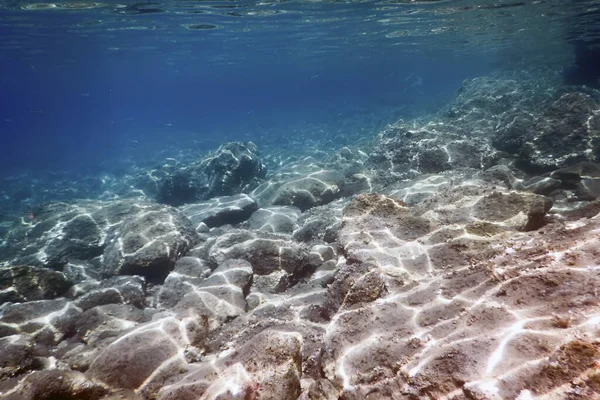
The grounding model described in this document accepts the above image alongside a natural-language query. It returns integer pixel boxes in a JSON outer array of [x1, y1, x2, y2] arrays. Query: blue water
[[0, 0, 597, 175]]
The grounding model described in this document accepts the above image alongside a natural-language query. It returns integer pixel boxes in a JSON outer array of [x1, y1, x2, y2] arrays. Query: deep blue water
[[0, 0, 598, 175]]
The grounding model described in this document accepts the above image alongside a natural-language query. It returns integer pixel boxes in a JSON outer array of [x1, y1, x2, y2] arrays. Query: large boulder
[[0, 266, 72, 303], [0, 200, 197, 282], [0, 202, 106, 270], [0, 299, 82, 346], [247, 206, 302, 234], [101, 204, 199, 282], [179, 193, 258, 229], [88, 316, 206, 398], [251, 158, 364, 212], [157, 142, 267, 206], [172, 259, 253, 329]]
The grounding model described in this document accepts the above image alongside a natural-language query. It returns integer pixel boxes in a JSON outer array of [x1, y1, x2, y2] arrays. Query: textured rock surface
[[370, 123, 499, 179], [247, 206, 301, 234], [180, 193, 258, 229], [0, 202, 108, 270], [0, 334, 41, 380], [87, 316, 205, 397], [518, 92, 600, 171], [0, 299, 82, 346], [2, 370, 111, 400], [172, 259, 253, 329], [0, 266, 72, 303], [157, 142, 266, 206], [101, 204, 199, 282], [0, 201, 198, 283], [70, 275, 146, 311], [251, 158, 363, 212]]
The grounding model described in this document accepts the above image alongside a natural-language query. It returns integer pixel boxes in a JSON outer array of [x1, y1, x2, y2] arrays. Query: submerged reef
[[2, 71, 600, 399]]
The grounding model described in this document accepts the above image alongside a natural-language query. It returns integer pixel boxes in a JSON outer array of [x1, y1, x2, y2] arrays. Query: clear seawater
[[0, 0, 598, 176]]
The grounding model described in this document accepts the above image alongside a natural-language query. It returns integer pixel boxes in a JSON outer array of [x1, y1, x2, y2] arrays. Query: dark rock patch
[[180, 193, 257, 229]]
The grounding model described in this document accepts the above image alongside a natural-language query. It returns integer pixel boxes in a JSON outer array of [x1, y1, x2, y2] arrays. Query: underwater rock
[[72, 303, 151, 347], [88, 316, 205, 397], [6, 71, 600, 400], [471, 191, 553, 231], [0, 202, 105, 270], [157, 142, 266, 206], [204, 229, 313, 278], [251, 157, 359, 211], [1, 171, 599, 400], [292, 199, 346, 244], [0, 266, 72, 303], [339, 194, 431, 280], [518, 92, 600, 171], [550, 161, 600, 200], [0, 298, 82, 346], [156, 329, 302, 400], [269, 169, 345, 211], [440, 74, 600, 173], [520, 175, 562, 195], [179, 193, 258, 229], [1, 370, 111, 400], [369, 123, 499, 179], [172, 259, 253, 329], [101, 204, 199, 282], [156, 256, 212, 308], [0, 200, 188, 275], [0, 334, 42, 380], [247, 205, 301, 234], [388, 168, 490, 206], [446, 73, 555, 128], [492, 111, 537, 154], [70, 275, 146, 311]]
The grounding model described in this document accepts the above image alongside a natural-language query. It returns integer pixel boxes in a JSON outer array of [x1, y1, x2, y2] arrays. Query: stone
[[0, 299, 82, 346], [251, 158, 355, 212], [173, 259, 253, 328], [481, 164, 522, 189], [70, 275, 146, 311], [73, 303, 149, 346], [492, 111, 536, 154], [1, 370, 110, 400], [205, 230, 313, 279], [270, 170, 346, 211], [550, 162, 600, 200], [340, 193, 431, 267], [0, 266, 72, 303], [0, 334, 41, 380], [292, 200, 345, 243], [156, 256, 212, 309], [157, 142, 266, 206], [247, 206, 301, 234], [518, 92, 600, 171], [368, 123, 499, 179], [0, 202, 105, 270], [521, 176, 562, 195], [88, 316, 206, 396], [101, 205, 199, 282], [157, 329, 302, 400], [472, 191, 553, 230], [179, 194, 258, 229]]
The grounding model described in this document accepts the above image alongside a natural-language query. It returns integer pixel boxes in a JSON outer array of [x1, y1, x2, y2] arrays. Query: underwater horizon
[[3, 1, 600, 399], [2, 0, 594, 177]]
